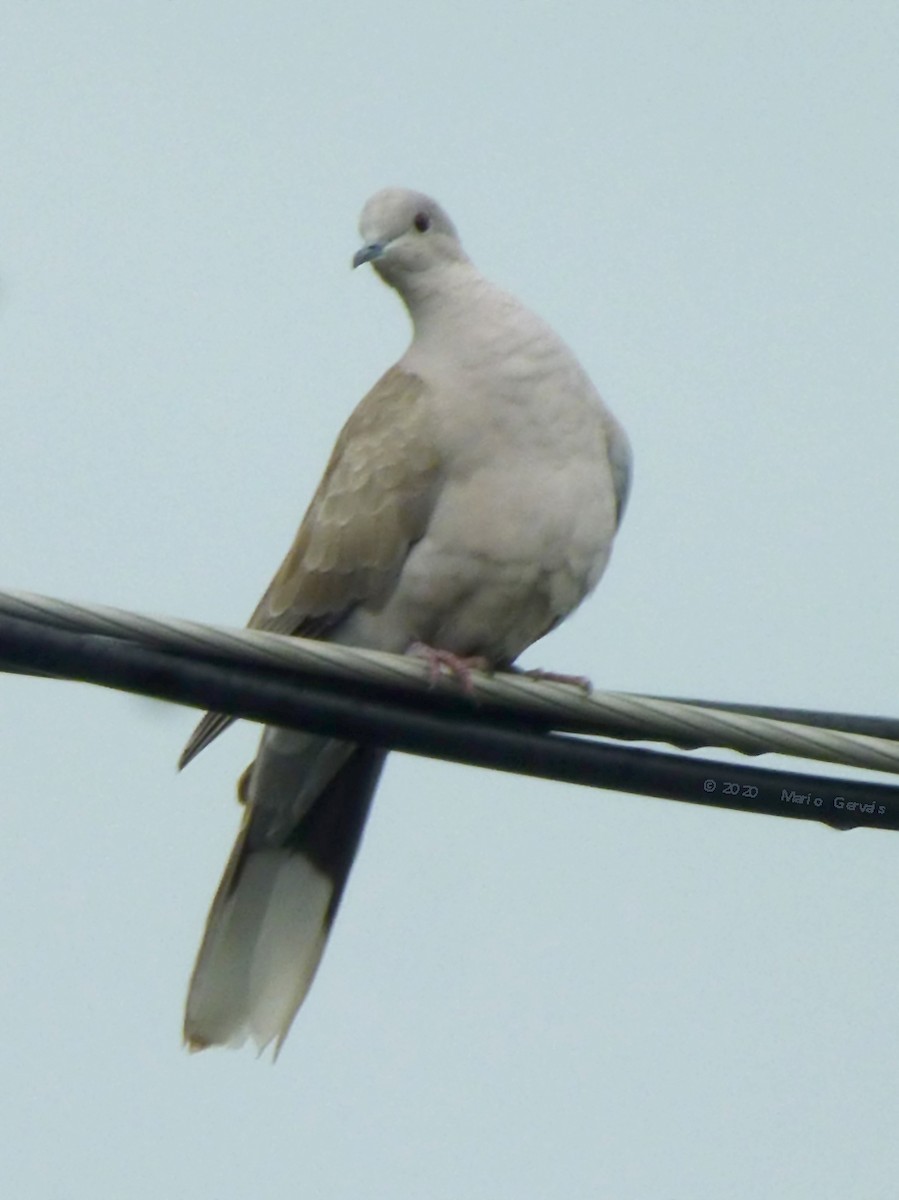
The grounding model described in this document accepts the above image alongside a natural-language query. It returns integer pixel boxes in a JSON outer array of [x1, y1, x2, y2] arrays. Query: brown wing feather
[[248, 366, 438, 633], [179, 712, 235, 769], [179, 368, 440, 767]]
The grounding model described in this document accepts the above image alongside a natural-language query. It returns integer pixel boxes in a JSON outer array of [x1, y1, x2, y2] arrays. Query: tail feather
[[185, 741, 385, 1055]]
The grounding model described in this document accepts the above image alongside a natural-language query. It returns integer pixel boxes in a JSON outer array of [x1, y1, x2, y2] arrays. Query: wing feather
[[180, 368, 439, 767]]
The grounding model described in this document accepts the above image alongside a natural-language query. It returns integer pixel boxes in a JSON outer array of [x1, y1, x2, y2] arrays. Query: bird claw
[[517, 666, 593, 693], [407, 642, 489, 692]]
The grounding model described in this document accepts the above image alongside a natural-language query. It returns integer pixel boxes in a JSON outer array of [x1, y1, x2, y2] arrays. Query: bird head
[[353, 188, 469, 287]]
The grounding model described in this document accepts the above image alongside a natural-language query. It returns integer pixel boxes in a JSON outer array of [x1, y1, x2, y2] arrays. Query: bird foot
[[516, 666, 593, 693], [407, 642, 489, 692]]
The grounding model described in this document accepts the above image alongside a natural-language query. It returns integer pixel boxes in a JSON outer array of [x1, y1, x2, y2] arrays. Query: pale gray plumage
[[181, 187, 632, 1056]]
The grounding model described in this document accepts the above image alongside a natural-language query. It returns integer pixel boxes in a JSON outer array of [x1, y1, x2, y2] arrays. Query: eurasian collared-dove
[[180, 187, 632, 1055]]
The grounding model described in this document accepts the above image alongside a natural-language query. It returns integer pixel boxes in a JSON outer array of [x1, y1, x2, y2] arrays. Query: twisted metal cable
[[0, 587, 896, 776], [650, 694, 899, 742]]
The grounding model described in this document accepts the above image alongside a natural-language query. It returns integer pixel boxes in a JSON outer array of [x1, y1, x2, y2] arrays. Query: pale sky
[[2, 3, 899, 1197]]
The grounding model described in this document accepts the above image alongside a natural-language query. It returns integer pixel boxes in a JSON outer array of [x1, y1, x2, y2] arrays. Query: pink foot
[[407, 642, 489, 692], [517, 666, 593, 693]]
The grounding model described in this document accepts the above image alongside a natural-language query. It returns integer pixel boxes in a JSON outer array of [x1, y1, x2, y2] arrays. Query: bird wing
[[604, 412, 633, 526], [179, 367, 440, 767]]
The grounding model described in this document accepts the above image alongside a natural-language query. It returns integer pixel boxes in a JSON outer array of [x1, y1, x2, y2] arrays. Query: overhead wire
[[0, 588, 897, 832]]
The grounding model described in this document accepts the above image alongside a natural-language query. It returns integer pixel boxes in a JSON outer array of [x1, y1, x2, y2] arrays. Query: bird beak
[[352, 242, 384, 269]]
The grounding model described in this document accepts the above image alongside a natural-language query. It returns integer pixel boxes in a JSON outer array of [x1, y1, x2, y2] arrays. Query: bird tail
[[184, 738, 385, 1056]]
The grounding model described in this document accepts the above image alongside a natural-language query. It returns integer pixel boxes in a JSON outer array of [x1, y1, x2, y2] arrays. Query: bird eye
[[413, 212, 431, 233]]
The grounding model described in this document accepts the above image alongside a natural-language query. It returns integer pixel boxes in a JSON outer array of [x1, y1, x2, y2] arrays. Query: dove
[[180, 187, 632, 1055]]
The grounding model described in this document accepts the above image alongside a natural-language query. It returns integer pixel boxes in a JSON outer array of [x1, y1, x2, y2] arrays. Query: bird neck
[[395, 260, 485, 330]]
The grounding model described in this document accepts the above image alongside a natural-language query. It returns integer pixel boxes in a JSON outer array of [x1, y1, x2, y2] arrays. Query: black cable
[[0, 611, 897, 832]]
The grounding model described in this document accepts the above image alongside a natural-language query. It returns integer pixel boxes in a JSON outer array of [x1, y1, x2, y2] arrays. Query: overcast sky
[[2, 3, 899, 1197]]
